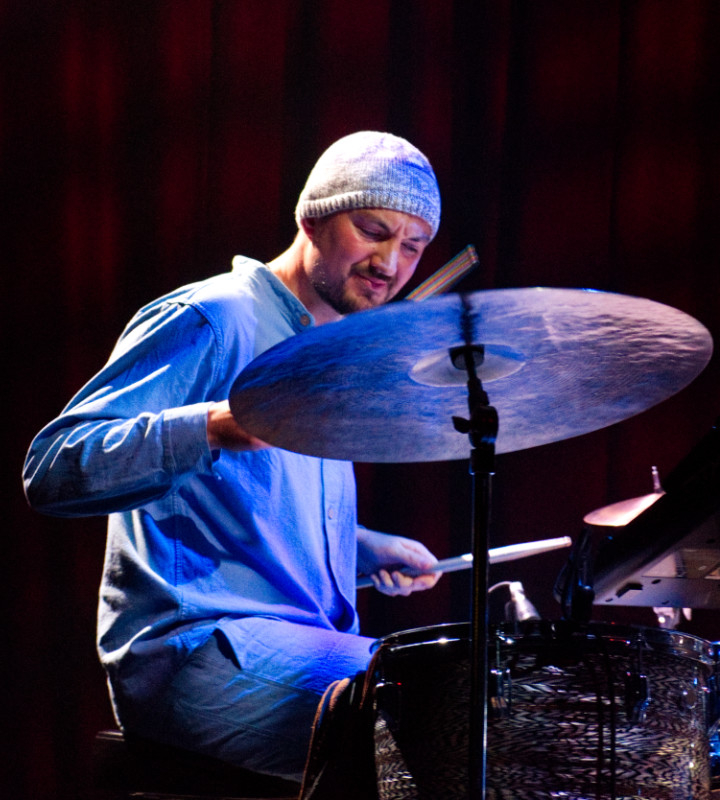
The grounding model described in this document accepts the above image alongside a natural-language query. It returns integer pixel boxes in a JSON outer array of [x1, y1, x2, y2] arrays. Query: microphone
[[504, 581, 541, 622]]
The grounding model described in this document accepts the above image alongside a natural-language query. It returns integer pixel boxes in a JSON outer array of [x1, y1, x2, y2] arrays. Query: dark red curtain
[[4, 2, 719, 797]]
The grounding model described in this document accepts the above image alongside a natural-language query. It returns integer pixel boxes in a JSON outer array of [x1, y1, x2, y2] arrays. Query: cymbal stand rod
[[451, 343, 498, 800]]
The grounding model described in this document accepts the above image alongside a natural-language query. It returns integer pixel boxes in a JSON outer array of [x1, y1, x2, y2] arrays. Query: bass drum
[[369, 621, 719, 800]]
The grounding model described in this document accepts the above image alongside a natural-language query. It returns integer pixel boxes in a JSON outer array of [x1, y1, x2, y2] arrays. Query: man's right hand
[[206, 400, 271, 452]]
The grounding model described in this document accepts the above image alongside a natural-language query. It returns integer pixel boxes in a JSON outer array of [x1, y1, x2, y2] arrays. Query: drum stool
[[92, 729, 301, 800]]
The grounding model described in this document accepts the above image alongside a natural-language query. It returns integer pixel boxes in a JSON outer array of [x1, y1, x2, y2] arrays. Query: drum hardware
[[229, 287, 713, 799], [489, 620, 513, 721], [624, 670, 650, 724], [622, 629, 651, 725], [554, 525, 596, 624], [503, 581, 540, 623], [711, 731, 720, 790], [710, 647, 720, 792], [707, 647, 720, 731], [373, 680, 402, 731], [448, 334, 497, 800], [487, 666, 511, 719], [679, 683, 700, 712]]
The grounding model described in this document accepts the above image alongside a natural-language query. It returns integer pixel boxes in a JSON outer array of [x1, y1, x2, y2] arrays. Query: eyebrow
[[355, 211, 432, 243]]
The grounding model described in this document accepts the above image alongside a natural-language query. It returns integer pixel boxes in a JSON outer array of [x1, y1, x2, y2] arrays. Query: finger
[[372, 569, 410, 597], [370, 569, 395, 594], [408, 572, 442, 591], [371, 568, 441, 596], [377, 569, 395, 590], [389, 571, 415, 597], [390, 571, 441, 595]]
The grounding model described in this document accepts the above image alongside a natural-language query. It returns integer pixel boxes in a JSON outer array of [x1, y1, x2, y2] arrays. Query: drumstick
[[405, 244, 479, 301], [356, 535, 572, 589]]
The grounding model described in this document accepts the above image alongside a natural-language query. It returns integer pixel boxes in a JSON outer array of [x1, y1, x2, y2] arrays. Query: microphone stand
[[451, 343, 498, 800]]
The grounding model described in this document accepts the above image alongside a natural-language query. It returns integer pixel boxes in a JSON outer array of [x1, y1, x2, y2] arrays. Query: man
[[23, 131, 442, 782]]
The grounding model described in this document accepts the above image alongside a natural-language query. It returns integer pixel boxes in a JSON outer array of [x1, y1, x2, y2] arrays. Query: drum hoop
[[372, 620, 717, 666], [370, 621, 467, 654]]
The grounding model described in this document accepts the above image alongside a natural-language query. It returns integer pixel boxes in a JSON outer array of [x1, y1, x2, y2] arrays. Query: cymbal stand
[[451, 343, 498, 800]]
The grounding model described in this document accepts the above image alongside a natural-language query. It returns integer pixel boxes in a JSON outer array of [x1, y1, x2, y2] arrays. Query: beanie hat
[[295, 131, 441, 239]]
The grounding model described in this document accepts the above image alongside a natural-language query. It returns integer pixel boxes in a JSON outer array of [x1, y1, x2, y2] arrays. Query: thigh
[[139, 624, 374, 782], [218, 616, 375, 695]]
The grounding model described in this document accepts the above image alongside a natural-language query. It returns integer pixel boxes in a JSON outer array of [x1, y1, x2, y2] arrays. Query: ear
[[300, 217, 318, 241]]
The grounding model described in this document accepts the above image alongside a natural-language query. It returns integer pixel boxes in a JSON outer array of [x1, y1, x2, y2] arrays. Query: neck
[[267, 232, 342, 326]]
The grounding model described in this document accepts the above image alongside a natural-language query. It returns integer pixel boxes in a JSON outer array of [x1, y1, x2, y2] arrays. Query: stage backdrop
[[3, 2, 719, 797]]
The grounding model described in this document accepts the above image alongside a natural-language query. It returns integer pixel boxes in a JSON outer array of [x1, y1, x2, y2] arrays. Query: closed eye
[[358, 225, 386, 240]]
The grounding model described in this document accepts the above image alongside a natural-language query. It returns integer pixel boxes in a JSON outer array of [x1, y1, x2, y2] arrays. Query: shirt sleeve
[[23, 299, 228, 517]]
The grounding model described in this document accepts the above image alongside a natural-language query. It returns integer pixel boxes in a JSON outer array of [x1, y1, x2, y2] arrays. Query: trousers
[[129, 621, 374, 782]]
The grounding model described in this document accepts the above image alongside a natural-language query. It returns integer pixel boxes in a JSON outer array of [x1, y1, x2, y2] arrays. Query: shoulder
[[113, 258, 302, 380], [121, 260, 270, 337], [171, 259, 266, 309], [177, 259, 285, 323]]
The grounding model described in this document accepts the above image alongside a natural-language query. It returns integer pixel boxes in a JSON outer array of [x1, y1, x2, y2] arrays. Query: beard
[[310, 262, 394, 316], [312, 277, 367, 315]]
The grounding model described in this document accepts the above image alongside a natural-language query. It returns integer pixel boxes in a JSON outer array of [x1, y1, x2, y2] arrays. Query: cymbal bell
[[229, 288, 712, 463]]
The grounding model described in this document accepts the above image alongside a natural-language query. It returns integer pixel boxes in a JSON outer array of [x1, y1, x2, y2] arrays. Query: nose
[[369, 240, 399, 277]]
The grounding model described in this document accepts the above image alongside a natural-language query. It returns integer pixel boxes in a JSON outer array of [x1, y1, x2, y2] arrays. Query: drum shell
[[370, 621, 718, 800]]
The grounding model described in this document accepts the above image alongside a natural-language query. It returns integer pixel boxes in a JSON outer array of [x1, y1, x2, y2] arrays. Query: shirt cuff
[[162, 402, 216, 476]]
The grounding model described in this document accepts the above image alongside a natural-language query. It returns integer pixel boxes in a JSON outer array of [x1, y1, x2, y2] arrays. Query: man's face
[[303, 208, 432, 317]]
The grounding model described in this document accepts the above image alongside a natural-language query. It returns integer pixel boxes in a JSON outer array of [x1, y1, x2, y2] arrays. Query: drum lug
[[624, 670, 650, 724], [706, 673, 720, 732], [678, 683, 699, 713], [374, 681, 402, 731], [489, 667, 512, 718]]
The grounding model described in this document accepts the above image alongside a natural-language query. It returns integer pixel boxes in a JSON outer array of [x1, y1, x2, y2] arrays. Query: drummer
[[23, 132, 442, 784]]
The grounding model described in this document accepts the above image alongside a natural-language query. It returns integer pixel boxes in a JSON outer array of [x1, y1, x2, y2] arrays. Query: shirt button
[[327, 507, 335, 520], [299, 314, 311, 327]]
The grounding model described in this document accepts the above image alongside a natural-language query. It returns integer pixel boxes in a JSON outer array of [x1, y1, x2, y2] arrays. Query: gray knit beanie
[[295, 131, 441, 239]]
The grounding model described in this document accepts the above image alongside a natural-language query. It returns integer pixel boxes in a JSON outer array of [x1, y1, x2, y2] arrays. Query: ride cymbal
[[229, 288, 712, 462]]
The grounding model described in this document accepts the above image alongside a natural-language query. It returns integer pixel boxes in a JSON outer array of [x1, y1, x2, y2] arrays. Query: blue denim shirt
[[23, 258, 361, 725]]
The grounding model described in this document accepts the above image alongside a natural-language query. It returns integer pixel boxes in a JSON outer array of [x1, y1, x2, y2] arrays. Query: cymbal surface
[[229, 288, 712, 462], [583, 491, 665, 527]]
